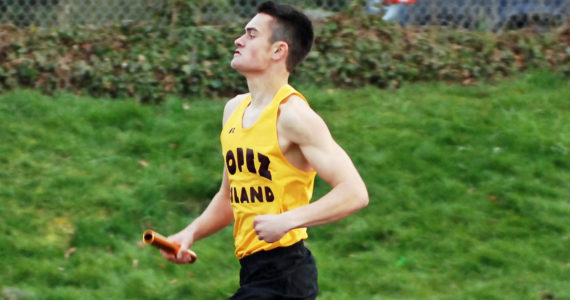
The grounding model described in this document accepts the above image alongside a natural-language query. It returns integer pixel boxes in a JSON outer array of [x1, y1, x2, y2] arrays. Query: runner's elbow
[[347, 182, 369, 212], [354, 187, 369, 210]]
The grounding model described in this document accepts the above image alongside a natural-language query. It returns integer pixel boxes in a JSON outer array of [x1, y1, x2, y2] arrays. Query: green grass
[[1, 71, 569, 300]]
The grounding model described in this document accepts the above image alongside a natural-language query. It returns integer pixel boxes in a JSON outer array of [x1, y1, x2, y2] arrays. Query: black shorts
[[229, 241, 318, 300]]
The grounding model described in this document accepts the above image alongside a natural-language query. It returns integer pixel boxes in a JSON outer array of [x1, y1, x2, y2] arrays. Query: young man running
[[161, 2, 369, 299]]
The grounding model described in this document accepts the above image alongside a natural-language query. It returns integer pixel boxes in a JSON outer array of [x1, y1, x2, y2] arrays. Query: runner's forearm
[[282, 180, 368, 230], [183, 191, 234, 242]]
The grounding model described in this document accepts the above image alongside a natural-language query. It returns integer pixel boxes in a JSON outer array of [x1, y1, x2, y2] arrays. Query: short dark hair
[[257, 1, 314, 72]]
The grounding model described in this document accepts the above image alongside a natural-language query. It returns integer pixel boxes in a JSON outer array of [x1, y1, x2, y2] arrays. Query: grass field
[[1, 71, 569, 300]]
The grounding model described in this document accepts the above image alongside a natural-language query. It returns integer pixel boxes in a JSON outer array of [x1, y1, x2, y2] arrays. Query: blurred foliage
[[0, 4, 568, 103], [1, 72, 569, 299]]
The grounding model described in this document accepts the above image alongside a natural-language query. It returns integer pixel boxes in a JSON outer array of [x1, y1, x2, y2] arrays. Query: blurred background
[[1, 0, 569, 31]]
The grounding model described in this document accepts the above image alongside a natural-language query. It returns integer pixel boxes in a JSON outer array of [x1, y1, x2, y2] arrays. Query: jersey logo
[[226, 147, 274, 204], [228, 127, 236, 134], [225, 148, 272, 180]]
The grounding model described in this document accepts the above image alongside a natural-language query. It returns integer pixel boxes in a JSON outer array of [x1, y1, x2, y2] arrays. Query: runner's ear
[[272, 41, 288, 61]]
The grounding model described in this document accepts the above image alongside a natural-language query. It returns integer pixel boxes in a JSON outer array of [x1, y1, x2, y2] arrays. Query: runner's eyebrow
[[245, 27, 259, 33]]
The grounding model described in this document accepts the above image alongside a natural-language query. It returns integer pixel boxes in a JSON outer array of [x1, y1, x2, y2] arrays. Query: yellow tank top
[[220, 85, 317, 258]]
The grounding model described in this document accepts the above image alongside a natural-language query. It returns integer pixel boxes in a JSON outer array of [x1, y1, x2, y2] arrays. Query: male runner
[[161, 2, 369, 299]]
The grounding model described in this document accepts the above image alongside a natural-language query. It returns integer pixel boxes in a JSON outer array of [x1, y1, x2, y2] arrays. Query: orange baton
[[142, 229, 197, 263]]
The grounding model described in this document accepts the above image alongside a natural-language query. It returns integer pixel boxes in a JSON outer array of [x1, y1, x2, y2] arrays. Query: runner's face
[[231, 13, 275, 74]]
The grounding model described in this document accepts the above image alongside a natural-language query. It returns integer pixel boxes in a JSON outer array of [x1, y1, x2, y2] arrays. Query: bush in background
[[0, 4, 568, 102]]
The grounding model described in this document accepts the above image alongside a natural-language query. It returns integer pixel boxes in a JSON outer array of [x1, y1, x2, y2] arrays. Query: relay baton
[[142, 229, 197, 263]]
